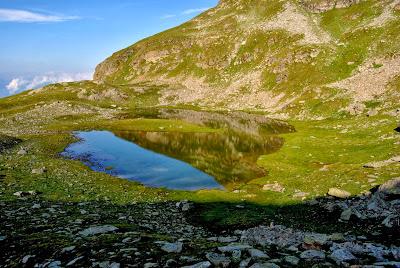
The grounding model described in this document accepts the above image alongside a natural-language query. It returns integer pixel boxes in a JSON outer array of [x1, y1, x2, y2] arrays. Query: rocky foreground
[[1, 178, 399, 268]]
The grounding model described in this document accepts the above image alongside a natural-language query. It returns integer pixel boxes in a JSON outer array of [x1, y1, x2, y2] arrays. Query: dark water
[[63, 109, 295, 191]]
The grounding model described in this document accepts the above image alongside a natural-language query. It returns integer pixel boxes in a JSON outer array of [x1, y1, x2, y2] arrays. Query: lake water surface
[[63, 109, 295, 191]]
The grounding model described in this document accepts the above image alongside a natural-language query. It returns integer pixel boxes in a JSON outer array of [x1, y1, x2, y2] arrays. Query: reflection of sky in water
[[62, 131, 223, 191]]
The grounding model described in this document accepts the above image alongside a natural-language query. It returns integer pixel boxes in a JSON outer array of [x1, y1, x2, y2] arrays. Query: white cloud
[[5, 72, 93, 95], [6, 78, 28, 94], [0, 8, 79, 23], [181, 7, 211, 15]]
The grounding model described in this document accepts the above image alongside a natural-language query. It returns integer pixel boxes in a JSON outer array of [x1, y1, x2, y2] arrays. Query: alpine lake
[[62, 109, 295, 191]]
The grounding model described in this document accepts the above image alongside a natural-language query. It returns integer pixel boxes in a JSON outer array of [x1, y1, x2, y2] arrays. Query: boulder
[[248, 248, 270, 260], [300, 250, 326, 261], [249, 263, 280, 268], [263, 183, 285, 193], [31, 167, 47, 175], [78, 225, 118, 237], [328, 188, 351, 199], [283, 256, 300, 266], [377, 177, 400, 200], [218, 243, 252, 253], [158, 241, 183, 253], [329, 249, 358, 264], [205, 252, 231, 267], [181, 261, 212, 268]]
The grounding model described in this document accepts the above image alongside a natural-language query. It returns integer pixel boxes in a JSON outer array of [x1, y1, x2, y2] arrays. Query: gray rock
[[0, 235, 6, 241], [159, 241, 183, 253], [22, 255, 35, 264], [143, 263, 158, 268], [232, 250, 242, 262], [241, 225, 305, 248], [304, 234, 328, 246], [300, 250, 326, 261], [66, 256, 84, 266], [181, 261, 212, 268], [78, 225, 118, 237], [218, 236, 238, 243], [61, 246, 76, 254], [218, 243, 252, 253], [17, 149, 27, 155], [283, 256, 299, 266], [48, 261, 61, 268], [329, 249, 358, 264], [340, 209, 353, 221], [205, 252, 231, 267], [328, 188, 351, 199], [263, 183, 285, 193], [31, 167, 47, 175], [248, 248, 270, 260], [249, 263, 280, 268], [378, 177, 400, 199], [239, 258, 251, 268]]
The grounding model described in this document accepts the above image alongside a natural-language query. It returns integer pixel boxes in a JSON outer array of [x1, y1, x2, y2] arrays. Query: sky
[[0, 0, 218, 97]]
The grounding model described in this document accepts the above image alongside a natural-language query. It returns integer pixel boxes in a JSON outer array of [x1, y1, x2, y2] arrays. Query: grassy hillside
[[92, 0, 400, 118]]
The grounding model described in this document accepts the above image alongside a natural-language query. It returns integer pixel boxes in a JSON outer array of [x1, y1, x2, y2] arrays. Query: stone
[[218, 236, 238, 243], [304, 234, 328, 246], [328, 188, 351, 199], [249, 263, 280, 268], [232, 250, 242, 262], [143, 263, 158, 268], [330, 233, 345, 242], [218, 243, 252, 253], [340, 209, 353, 221], [31, 167, 47, 175], [300, 250, 326, 261], [263, 183, 285, 193], [239, 258, 251, 267], [0, 235, 6, 241], [48, 261, 62, 268], [283, 256, 300, 266], [17, 149, 27, 155], [248, 248, 270, 260], [78, 225, 118, 237], [329, 248, 358, 264], [205, 252, 231, 267], [61, 246, 76, 253], [66, 256, 84, 266], [378, 177, 400, 199], [13, 191, 37, 197], [32, 203, 41, 209], [241, 225, 305, 248], [22, 255, 35, 264], [181, 261, 212, 268], [159, 241, 183, 253]]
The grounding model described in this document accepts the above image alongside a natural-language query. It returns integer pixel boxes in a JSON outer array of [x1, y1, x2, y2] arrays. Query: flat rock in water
[[78, 225, 118, 237], [328, 188, 351, 199]]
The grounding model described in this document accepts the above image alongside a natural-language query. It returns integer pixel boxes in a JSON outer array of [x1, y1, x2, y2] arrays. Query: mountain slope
[[93, 0, 400, 118]]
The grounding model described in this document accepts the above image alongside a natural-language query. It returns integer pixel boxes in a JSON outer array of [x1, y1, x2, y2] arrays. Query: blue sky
[[0, 0, 218, 96]]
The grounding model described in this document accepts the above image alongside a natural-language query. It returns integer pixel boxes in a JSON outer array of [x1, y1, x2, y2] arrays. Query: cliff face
[[94, 0, 400, 118]]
